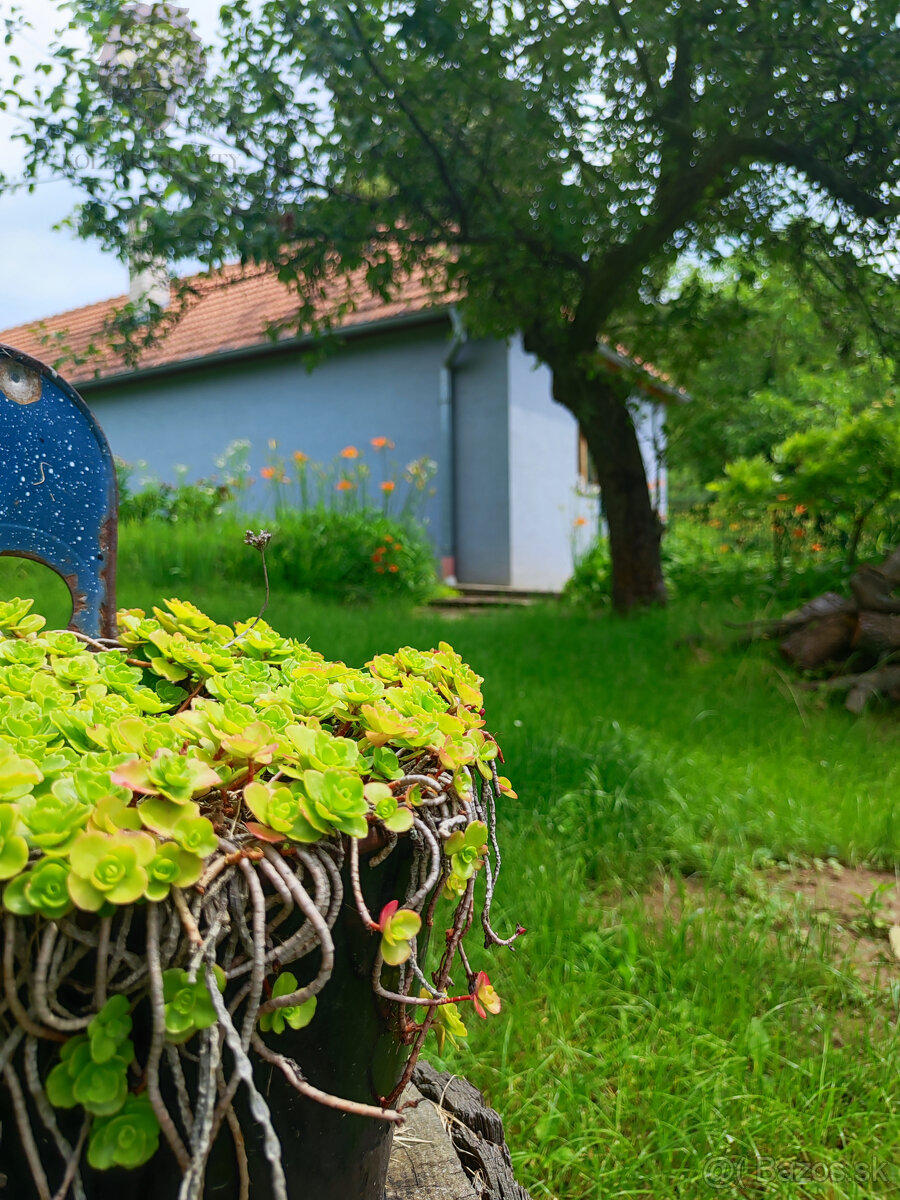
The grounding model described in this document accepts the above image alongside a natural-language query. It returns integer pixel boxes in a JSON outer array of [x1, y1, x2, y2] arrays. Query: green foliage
[[257, 971, 318, 1034], [0, 597, 494, 921], [13, 0, 900, 608], [710, 402, 900, 566], [657, 255, 898, 490], [117, 512, 438, 604], [116, 458, 239, 524], [114, 440, 440, 603], [562, 539, 612, 608], [162, 966, 225, 1042]]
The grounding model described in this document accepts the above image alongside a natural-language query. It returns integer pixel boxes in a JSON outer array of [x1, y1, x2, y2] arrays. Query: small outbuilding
[[0, 265, 683, 591]]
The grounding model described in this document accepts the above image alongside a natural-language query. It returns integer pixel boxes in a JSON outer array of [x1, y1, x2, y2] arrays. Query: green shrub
[[708, 403, 900, 568], [118, 511, 438, 603], [563, 520, 857, 609], [561, 538, 611, 608], [116, 458, 241, 523]]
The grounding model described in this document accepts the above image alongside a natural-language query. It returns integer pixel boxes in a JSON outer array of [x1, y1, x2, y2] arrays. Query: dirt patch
[[762, 864, 900, 986], [614, 866, 900, 987], [769, 864, 900, 925]]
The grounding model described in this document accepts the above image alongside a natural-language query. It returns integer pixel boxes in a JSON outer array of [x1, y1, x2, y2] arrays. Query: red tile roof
[[0, 261, 444, 386], [0, 260, 687, 401]]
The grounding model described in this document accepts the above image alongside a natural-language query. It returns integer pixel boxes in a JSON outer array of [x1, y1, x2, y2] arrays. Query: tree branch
[[731, 136, 894, 220]]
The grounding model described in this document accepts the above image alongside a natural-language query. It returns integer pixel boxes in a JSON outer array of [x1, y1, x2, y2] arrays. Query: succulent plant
[[0, 595, 518, 1194]]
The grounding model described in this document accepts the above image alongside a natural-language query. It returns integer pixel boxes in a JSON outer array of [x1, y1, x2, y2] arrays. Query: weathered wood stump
[[384, 1062, 532, 1200]]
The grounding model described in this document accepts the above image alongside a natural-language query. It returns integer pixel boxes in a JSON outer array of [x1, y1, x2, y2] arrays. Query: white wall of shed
[[506, 336, 589, 591]]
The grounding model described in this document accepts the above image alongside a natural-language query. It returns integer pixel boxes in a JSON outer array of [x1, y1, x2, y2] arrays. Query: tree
[[11, 0, 900, 609], [646, 251, 898, 490]]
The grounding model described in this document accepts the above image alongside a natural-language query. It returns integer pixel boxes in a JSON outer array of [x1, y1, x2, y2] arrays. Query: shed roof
[[0, 261, 687, 401], [0, 261, 442, 387]]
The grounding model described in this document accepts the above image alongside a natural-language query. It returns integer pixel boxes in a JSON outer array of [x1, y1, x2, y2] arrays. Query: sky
[[0, 0, 222, 332]]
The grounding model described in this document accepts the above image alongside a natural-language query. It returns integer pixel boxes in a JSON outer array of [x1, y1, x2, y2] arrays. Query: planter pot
[[0, 836, 415, 1200]]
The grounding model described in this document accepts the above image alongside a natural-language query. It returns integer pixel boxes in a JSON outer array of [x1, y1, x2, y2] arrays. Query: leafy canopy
[[8, 0, 899, 356]]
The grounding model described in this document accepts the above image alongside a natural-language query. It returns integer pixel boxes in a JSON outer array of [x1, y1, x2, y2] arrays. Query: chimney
[[128, 258, 171, 311], [127, 213, 171, 312]]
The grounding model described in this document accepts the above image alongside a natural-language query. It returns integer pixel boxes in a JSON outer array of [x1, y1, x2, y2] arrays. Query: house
[[0, 265, 684, 591]]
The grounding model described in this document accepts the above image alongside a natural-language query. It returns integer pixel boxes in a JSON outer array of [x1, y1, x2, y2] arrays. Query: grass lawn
[[4, 557, 900, 1198]]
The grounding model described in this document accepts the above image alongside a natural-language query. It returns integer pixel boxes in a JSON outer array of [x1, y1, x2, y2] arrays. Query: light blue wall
[[80, 319, 517, 585], [77, 320, 666, 592], [82, 321, 452, 543], [452, 337, 511, 585], [507, 337, 582, 591]]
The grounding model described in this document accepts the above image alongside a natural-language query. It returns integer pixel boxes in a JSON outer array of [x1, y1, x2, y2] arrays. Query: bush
[[561, 538, 611, 608], [563, 519, 859, 609], [118, 511, 438, 603], [116, 458, 241, 523]]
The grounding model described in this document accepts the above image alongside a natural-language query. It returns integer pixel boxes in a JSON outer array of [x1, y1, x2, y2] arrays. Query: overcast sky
[[0, 0, 222, 332]]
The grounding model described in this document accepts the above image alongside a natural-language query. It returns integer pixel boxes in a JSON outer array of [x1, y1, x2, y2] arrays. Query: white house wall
[[506, 336, 592, 591]]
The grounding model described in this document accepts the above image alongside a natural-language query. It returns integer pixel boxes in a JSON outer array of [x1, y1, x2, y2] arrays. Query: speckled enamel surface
[[0, 346, 118, 636]]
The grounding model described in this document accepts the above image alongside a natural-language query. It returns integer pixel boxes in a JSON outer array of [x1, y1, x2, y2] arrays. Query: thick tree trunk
[[552, 364, 667, 611]]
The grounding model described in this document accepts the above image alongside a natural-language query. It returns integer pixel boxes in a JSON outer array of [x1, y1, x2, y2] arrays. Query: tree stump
[[384, 1063, 533, 1200]]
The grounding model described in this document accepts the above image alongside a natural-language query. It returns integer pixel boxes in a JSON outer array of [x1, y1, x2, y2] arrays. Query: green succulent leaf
[[0, 804, 28, 880], [87, 1093, 161, 1170], [258, 971, 318, 1035], [162, 966, 225, 1043], [88, 995, 133, 1063], [379, 901, 422, 966], [4, 857, 73, 918]]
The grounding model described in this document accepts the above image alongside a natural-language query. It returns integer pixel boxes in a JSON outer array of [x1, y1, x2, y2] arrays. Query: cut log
[[846, 668, 900, 714], [849, 564, 900, 614], [801, 666, 900, 713], [779, 611, 857, 671], [852, 612, 900, 659], [407, 1061, 533, 1200], [385, 1083, 479, 1200], [880, 546, 900, 585], [726, 592, 855, 638]]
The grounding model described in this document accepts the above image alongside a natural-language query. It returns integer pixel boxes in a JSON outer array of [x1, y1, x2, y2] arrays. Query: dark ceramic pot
[[0, 838, 414, 1200]]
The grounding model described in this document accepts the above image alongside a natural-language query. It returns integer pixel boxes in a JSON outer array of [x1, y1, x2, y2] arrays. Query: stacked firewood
[[744, 547, 900, 713]]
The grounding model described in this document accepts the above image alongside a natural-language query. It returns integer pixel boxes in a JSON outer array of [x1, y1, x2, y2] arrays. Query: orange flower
[[794, 504, 807, 515], [708, 519, 722, 529], [336, 479, 355, 491], [719, 544, 730, 553], [260, 466, 276, 480], [380, 480, 396, 492], [293, 451, 308, 463], [375, 566, 385, 574], [810, 542, 825, 552], [573, 516, 587, 527], [340, 446, 360, 459], [776, 493, 790, 502], [371, 436, 394, 450], [388, 564, 399, 573], [792, 527, 806, 539]]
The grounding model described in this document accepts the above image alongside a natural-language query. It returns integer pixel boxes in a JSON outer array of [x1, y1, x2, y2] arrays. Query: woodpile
[[740, 547, 900, 713]]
